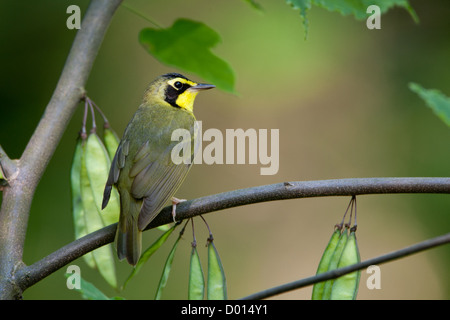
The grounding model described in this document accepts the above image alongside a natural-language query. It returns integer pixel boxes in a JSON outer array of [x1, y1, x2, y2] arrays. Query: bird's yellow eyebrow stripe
[[168, 78, 197, 88]]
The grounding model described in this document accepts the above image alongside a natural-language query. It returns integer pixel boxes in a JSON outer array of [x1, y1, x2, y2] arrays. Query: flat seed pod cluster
[[148, 220, 227, 300], [330, 228, 360, 300], [312, 197, 361, 300], [70, 99, 121, 289]]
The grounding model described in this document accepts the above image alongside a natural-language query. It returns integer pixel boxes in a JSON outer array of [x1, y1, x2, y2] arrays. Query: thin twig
[[86, 97, 110, 125], [87, 99, 97, 132], [338, 196, 353, 229], [191, 219, 197, 248], [200, 215, 213, 239]]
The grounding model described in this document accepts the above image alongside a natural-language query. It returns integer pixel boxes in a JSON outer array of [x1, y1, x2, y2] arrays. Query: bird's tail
[[116, 191, 142, 266]]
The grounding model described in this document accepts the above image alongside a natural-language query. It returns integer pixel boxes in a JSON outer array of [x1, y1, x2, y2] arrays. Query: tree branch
[[15, 177, 450, 292], [0, 0, 123, 300], [239, 231, 450, 300]]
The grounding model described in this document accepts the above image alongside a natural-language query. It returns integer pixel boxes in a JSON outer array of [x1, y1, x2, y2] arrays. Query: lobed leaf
[[139, 18, 236, 94]]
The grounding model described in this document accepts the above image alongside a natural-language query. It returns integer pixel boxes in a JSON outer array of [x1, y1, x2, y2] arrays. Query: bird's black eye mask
[[165, 81, 191, 108]]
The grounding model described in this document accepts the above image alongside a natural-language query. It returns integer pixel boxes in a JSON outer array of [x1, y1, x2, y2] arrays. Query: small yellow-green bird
[[102, 73, 214, 265]]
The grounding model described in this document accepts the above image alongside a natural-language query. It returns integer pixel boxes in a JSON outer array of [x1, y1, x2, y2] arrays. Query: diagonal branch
[[15, 177, 450, 291], [0, 0, 123, 300]]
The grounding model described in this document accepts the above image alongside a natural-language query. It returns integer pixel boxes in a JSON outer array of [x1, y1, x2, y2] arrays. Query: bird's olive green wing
[[130, 139, 193, 230]]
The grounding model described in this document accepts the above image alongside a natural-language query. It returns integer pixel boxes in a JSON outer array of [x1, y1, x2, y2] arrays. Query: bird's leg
[[171, 197, 187, 223]]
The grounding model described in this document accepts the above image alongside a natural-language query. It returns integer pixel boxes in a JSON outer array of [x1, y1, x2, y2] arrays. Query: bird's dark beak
[[189, 83, 216, 92]]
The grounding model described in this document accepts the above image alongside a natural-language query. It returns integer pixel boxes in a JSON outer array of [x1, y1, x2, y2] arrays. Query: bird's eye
[[174, 81, 183, 89]]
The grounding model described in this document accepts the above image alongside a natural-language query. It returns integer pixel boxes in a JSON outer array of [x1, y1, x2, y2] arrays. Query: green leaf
[[189, 245, 205, 300], [286, 0, 311, 39], [315, 0, 417, 20], [286, 0, 418, 36], [409, 82, 450, 127], [155, 233, 181, 300], [123, 224, 177, 289], [207, 239, 227, 300], [65, 273, 125, 300], [139, 18, 236, 94]]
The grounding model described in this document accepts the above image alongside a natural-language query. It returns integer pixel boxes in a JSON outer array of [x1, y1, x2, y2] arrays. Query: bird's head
[[144, 73, 215, 113]]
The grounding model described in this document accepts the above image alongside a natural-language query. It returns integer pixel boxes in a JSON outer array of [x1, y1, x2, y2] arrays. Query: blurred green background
[[1, 0, 449, 299]]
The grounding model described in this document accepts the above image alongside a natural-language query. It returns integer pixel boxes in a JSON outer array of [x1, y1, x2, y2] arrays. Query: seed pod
[[123, 224, 177, 290], [207, 239, 227, 300], [330, 230, 361, 300], [322, 228, 349, 300], [80, 134, 117, 289], [103, 126, 119, 161], [312, 228, 341, 300], [70, 137, 96, 269], [155, 233, 181, 300], [189, 245, 205, 300], [85, 132, 119, 226]]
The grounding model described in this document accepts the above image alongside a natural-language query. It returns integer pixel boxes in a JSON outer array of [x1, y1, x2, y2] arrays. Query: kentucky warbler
[[102, 73, 214, 265]]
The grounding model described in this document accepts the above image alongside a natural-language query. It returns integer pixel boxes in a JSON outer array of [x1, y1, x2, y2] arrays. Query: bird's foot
[[171, 197, 187, 223]]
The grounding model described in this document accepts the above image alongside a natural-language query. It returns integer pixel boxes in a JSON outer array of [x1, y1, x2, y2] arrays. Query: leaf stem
[[121, 2, 163, 28]]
